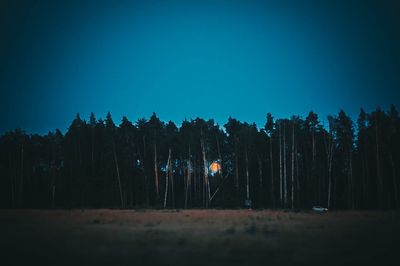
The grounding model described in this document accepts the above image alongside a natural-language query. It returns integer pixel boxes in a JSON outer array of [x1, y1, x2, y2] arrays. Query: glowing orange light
[[210, 161, 221, 174]]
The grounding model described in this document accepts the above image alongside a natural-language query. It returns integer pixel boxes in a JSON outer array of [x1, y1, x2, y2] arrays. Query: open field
[[1, 209, 399, 266]]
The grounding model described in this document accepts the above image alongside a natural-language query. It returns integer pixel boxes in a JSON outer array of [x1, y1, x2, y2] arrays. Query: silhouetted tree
[[1, 107, 399, 209]]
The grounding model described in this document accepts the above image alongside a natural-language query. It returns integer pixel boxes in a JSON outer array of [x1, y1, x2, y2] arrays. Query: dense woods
[[1, 106, 399, 209]]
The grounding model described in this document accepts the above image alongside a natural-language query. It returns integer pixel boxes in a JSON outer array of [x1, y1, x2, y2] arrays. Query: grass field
[[1, 209, 399, 266]]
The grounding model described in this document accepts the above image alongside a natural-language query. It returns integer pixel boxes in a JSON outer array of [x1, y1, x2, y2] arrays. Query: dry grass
[[1, 209, 399, 266]]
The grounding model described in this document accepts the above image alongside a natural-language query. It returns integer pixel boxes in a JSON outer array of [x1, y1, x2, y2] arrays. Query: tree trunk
[[279, 121, 283, 207], [216, 134, 222, 163], [154, 143, 159, 199], [283, 121, 287, 208], [52, 179, 56, 208], [364, 143, 369, 207], [112, 138, 124, 208], [295, 139, 300, 205], [182, 155, 186, 200], [19, 142, 24, 207], [164, 149, 171, 208], [375, 117, 383, 208], [258, 155, 263, 187], [170, 156, 175, 208], [245, 146, 250, 200], [257, 154, 263, 204], [210, 170, 231, 202], [291, 122, 295, 209], [326, 134, 334, 209], [360, 136, 367, 208], [348, 151, 354, 208], [9, 154, 14, 207], [185, 145, 191, 208], [312, 131, 316, 164], [312, 129, 316, 188], [269, 134, 275, 207], [201, 138, 209, 207], [390, 153, 399, 208], [194, 155, 197, 203], [360, 148, 366, 208], [234, 137, 239, 190], [91, 128, 95, 182]]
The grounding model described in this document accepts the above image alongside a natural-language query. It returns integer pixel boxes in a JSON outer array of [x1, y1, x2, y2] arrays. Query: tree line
[[0, 106, 399, 209]]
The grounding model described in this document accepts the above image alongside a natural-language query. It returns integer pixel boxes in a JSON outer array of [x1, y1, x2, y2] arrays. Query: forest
[[1, 106, 399, 210]]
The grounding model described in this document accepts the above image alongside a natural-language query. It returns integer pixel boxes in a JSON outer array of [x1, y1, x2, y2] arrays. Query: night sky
[[1, 0, 399, 134]]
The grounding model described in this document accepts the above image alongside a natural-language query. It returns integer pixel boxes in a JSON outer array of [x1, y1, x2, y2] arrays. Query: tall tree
[[279, 120, 283, 207], [388, 105, 399, 208], [356, 109, 368, 208], [335, 110, 355, 208], [265, 113, 275, 207], [326, 116, 335, 209], [224, 117, 242, 191], [147, 113, 164, 200], [105, 112, 124, 208]]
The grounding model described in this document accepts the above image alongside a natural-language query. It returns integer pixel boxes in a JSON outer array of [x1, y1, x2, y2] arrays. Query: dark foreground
[[1, 210, 399, 266]]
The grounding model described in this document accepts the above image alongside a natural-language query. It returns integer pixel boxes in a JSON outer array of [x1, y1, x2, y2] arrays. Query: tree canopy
[[1, 107, 399, 209]]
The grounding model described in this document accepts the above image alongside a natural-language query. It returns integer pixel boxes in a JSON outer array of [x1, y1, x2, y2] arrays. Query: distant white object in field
[[312, 206, 328, 212]]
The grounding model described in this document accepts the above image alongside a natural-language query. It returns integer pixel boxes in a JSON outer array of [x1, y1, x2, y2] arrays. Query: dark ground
[[0, 209, 399, 266]]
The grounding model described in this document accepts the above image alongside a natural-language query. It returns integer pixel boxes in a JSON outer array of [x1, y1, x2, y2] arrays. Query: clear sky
[[1, 0, 399, 134]]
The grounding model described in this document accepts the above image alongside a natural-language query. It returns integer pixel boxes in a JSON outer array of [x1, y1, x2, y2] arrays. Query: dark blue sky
[[1, 0, 399, 134]]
